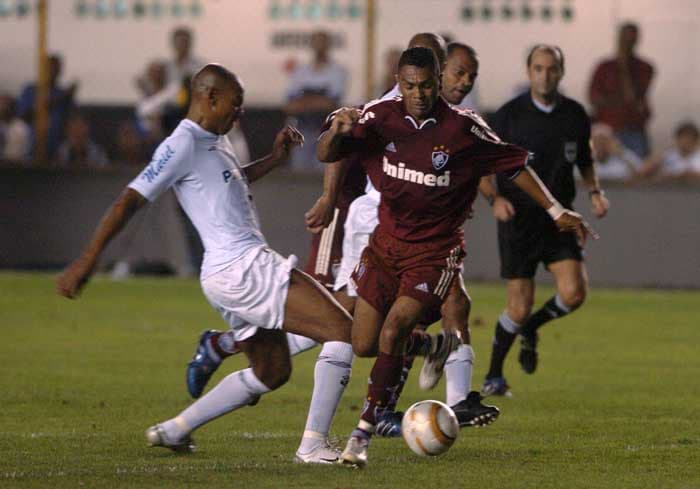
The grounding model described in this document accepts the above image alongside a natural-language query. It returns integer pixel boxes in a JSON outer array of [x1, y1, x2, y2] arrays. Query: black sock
[[520, 295, 571, 338], [486, 320, 518, 379]]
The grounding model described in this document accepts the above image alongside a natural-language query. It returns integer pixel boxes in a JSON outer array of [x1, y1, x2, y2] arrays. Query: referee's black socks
[[486, 312, 521, 379], [519, 294, 573, 338]]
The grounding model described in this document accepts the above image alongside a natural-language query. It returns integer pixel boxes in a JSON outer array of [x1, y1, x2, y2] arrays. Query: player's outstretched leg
[[147, 328, 292, 453], [186, 329, 318, 398]]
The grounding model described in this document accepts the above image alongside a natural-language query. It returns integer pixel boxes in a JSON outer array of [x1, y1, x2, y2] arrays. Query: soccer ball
[[401, 400, 459, 456]]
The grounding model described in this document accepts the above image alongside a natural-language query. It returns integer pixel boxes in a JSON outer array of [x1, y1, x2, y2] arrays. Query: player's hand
[[272, 125, 304, 162], [305, 194, 335, 233], [56, 255, 95, 299], [331, 107, 360, 136], [555, 210, 599, 245], [492, 196, 516, 222], [590, 192, 610, 219]]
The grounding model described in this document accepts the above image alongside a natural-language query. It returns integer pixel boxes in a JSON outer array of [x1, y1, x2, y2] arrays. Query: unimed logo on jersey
[[382, 156, 450, 187], [141, 145, 175, 183]]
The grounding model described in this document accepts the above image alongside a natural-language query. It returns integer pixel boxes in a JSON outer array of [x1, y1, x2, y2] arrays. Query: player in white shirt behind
[[56, 64, 354, 464]]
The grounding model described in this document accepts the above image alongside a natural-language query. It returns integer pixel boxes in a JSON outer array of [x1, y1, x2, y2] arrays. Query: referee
[[480, 45, 610, 396]]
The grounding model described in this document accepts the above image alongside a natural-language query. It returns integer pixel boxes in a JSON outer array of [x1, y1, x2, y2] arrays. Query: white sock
[[444, 344, 474, 406], [286, 333, 320, 356], [161, 368, 270, 441], [297, 341, 353, 454]]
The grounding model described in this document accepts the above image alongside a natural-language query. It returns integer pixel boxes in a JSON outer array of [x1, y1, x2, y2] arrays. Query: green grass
[[1, 272, 699, 488]]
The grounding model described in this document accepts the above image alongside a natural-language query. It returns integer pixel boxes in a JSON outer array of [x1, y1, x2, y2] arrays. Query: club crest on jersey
[[431, 145, 450, 170], [564, 141, 577, 163]]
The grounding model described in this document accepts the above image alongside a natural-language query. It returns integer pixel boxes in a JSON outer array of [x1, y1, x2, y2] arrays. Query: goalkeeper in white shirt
[[56, 64, 354, 464]]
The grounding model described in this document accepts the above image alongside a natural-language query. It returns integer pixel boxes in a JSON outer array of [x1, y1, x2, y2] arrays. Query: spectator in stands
[[639, 121, 700, 179], [284, 30, 347, 172], [0, 93, 31, 162], [114, 121, 147, 166], [17, 54, 78, 158], [166, 26, 205, 86], [589, 22, 655, 157], [56, 113, 108, 167], [590, 123, 642, 180], [135, 60, 170, 143]]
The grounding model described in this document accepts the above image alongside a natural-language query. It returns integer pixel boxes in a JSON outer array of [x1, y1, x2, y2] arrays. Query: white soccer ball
[[401, 400, 459, 456]]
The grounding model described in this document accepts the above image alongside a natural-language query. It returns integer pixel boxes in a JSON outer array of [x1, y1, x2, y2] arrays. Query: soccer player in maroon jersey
[[317, 47, 594, 467]]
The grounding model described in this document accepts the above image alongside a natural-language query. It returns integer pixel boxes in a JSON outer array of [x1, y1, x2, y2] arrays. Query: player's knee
[[507, 301, 532, 325], [352, 338, 377, 358], [255, 362, 292, 390], [560, 284, 587, 310]]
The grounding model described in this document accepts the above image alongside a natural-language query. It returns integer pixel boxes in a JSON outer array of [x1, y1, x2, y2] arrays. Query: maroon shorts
[[351, 230, 465, 324], [304, 205, 348, 289]]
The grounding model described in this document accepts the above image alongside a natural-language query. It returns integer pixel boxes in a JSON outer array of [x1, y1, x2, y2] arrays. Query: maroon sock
[[404, 330, 431, 356], [360, 352, 404, 428], [207, 333, 234, 359], [386, 355, 415, 412]]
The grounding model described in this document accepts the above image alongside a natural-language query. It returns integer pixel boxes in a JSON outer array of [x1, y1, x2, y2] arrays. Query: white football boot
[[294, 440, 341, 464], [339, 435, 369, 468], [419, 331, 460, 390], [145, 424, 196, 453]]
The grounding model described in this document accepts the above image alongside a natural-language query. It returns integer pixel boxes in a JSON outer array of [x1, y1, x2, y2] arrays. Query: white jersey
[[128, 119, 266, 279]]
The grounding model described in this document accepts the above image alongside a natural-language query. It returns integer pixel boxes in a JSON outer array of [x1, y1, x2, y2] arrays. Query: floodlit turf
[[1, 272, 698, 488]]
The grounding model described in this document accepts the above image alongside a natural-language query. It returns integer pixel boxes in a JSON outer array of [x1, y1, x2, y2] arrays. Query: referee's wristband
[[546, 202, 566, 220], [588, 189, 605, 198]]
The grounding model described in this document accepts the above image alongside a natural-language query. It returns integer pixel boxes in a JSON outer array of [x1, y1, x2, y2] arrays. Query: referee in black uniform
[[480, 45, 610, 397]]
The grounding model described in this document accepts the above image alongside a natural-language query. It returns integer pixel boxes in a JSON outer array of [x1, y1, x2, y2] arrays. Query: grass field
[[1, 272, 699, 488]]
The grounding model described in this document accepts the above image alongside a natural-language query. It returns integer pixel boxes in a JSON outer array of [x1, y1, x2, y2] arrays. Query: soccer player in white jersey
[[56, 64, 354, 464]]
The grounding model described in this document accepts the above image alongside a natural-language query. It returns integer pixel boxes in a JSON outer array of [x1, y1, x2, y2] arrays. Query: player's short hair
[[619, 21, 639, 34], [398, 47, 439, 75], [408, 33, 447, 66], [674, 121, 699, 140], [447, 42, 479, 64], [172, 26, 192, 41], [526, 44, 565, 71]]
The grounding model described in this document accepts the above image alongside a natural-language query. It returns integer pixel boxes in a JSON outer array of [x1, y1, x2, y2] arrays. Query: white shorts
[[333, 190, 379, 296], [201, 245, 297, 342]]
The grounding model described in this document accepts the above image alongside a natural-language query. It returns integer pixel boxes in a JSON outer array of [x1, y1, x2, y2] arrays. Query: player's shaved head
[[408, 32, 446, 67], [188, 64, 245, 135], [192, 63, 242, 94]]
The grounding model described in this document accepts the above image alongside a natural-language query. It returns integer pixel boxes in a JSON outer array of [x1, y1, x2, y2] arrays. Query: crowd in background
[[1, 22, 699, 182]]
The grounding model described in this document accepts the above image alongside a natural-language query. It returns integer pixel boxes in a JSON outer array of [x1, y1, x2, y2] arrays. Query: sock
[[297, 341, 354, 454], [386, 356, 415, 411], [404, 331, 432, 356], [486, 312, 521, 379], [520, 294, 573, 337], [286, 333, 320, 356], [359, 352, 404, 431], [161, 368, 270, 441], [445, 344, 474, 406]]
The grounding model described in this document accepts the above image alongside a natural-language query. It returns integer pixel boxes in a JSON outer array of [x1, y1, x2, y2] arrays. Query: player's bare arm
[[578, 164, 610, 218], [244, 126, 304, 183], [512, 166, 599, 242], [316, 108, 360, 162], [478, 175, 515, 222], [56, 188, 147, 299], [305, 159, 350, 233]]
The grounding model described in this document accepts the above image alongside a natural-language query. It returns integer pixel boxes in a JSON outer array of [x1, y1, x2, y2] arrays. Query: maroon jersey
[[342, 96, 529, 245]]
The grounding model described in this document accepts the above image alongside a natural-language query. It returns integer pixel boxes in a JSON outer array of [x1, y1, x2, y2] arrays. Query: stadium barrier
[[1, 165, 698, 288]]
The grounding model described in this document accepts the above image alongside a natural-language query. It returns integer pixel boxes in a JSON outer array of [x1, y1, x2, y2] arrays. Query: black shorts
[[498, 208, 583, 279]]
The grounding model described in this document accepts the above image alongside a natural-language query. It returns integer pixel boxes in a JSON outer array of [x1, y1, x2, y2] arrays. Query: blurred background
[[1, 0, 698, 287]]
